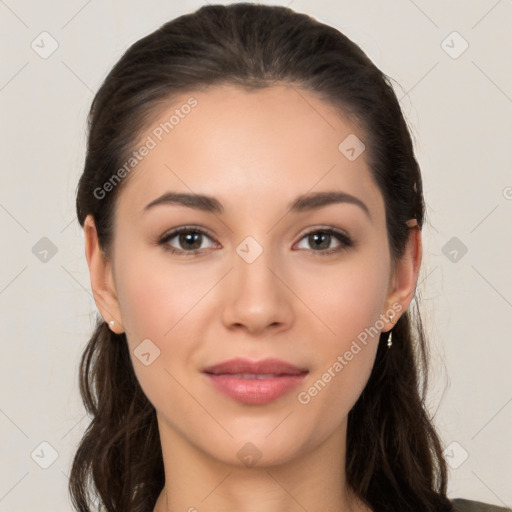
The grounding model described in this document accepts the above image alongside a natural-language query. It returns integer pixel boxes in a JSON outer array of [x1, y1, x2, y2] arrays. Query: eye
[[294, 228, 353, 255], [158, 226, 353, 257], [158, 226, 218, 256]]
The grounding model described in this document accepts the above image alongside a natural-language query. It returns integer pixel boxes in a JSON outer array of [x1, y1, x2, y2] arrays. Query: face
[[86, 84, 418, 468]]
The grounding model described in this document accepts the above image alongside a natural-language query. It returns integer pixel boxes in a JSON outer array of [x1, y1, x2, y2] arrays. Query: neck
[[152, 415, 371, 512]]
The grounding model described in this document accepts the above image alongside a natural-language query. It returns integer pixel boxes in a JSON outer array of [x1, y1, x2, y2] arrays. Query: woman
[[69, 3, 510, 511]]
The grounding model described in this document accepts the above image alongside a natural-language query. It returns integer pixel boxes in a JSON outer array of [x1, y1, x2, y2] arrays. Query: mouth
[[208, 373, 300, 379], [202, 357, 309, 376], [202, 357, 309, 404]]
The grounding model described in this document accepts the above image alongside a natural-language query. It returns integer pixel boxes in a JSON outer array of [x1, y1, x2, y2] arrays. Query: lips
[[202, 357, 309, 376], [202, 357, 309, 404]]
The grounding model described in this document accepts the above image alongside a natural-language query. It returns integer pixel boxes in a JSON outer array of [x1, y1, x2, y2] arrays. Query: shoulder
[[451, 498, 512, 512]]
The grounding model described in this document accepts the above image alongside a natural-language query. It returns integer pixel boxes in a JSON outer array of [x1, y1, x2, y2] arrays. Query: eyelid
[[294, 224, 350, 241], [159, 225, 215, 241]]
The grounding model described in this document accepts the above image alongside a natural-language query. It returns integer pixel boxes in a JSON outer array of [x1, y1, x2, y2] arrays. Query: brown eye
[[159, 227, 217, 255], [295, 228, 353, 255], [177, 232, 203, 250], [308, 232, 331, 250]]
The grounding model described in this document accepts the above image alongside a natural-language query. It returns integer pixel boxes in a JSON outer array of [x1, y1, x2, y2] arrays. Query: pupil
[[180, 232, 201, 249], [310, 233, 330, 249]]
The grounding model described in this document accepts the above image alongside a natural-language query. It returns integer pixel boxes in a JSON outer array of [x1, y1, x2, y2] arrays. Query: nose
[[220, 242, 294, 335]]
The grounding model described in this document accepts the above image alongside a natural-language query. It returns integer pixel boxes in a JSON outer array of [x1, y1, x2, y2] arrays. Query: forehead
[[115, 84, 382, 220]]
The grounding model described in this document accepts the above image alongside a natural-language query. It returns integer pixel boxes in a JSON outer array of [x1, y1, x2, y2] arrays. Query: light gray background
[[1, 1, 511, 511]]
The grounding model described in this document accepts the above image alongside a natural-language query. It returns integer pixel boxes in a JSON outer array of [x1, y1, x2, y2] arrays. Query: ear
[[382, 220, 422, 330], [84, 214, 124, 333]]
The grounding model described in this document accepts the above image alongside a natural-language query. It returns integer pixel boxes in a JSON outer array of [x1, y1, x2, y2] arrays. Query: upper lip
[[202, 357, 309, 376]]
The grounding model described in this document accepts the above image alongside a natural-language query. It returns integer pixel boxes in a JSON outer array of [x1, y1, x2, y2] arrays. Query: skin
[[84, 84, 421, 512]]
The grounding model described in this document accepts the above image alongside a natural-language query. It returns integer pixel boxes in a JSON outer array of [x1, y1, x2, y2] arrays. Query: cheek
[[291, 252, 389, 415], [113, 252, 206, 412], [297, 343, 377, 443], [112, 245, 227, 400], [114, 244, 221, 338], [294, 281, 383, 435], [294, 251, 390, 346]]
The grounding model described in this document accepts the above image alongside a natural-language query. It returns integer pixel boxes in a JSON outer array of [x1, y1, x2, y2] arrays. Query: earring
[[387, 312, 395, 349], [108, 320, 115, 329]]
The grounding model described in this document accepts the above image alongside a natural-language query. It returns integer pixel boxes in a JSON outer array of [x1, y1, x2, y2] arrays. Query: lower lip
[[203, 373, 308, 404]]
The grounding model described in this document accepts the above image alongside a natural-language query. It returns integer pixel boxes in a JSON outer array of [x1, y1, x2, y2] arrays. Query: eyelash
[[157, 226, 354, 257]]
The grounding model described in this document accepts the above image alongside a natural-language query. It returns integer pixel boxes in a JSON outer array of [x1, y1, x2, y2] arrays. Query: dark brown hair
[[71, 3, 453, 511]]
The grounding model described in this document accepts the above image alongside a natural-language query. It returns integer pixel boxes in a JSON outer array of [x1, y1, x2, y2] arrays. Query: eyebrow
[[142, 190, 371, 219]]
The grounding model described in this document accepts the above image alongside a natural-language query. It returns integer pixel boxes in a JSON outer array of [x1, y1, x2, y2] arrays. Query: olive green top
[[452, 498, 512, 511]]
